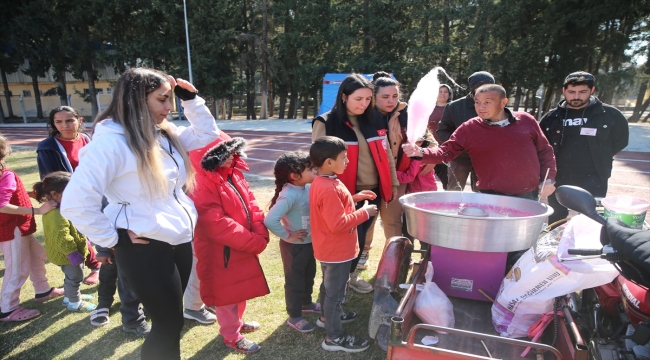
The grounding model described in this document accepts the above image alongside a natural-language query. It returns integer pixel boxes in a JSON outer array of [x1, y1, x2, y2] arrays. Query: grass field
[[0, 150, 388, 360]]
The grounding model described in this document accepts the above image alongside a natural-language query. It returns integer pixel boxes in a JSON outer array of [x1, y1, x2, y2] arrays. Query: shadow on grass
[[67, 326, 143, 360], [3, 309, 88, 359]]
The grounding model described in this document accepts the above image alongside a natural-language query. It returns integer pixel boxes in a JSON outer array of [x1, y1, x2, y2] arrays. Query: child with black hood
[[189, 133, 270, 355]]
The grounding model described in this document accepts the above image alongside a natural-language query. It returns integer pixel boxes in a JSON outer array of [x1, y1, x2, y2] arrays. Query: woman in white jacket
[[61, 68, 219, 359]]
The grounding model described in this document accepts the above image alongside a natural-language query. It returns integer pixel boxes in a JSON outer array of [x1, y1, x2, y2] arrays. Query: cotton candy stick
[[407, 67, 443, 145]]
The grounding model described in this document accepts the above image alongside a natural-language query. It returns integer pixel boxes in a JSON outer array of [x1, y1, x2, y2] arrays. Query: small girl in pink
[[0, 134, 63, 322], [399, 130, 439, 194]]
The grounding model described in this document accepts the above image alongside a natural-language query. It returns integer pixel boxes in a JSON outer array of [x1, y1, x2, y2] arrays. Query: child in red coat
[[189, 134, 270, 355]]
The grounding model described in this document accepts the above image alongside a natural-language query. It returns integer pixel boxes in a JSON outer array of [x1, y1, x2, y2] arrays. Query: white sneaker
[[349, 271, 373, 293], [356, 252, 369, 270]]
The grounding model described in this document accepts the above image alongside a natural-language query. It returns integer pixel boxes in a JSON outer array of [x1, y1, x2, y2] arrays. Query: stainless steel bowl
[[400, 191, 554, 252]]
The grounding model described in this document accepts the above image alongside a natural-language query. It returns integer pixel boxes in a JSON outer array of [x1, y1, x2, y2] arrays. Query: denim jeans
[[318, 261, 352, 340]]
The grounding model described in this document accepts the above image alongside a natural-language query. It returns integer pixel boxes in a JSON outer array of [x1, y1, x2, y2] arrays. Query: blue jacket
[[36, 134, 90, 179]]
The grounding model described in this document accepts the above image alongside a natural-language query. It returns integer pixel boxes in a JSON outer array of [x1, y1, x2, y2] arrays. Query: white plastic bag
[[492, 215, 619, 338], [414, 261, 455, 333]]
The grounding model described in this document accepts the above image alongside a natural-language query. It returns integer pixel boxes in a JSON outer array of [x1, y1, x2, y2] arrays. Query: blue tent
[[318, 73, 396, 116]]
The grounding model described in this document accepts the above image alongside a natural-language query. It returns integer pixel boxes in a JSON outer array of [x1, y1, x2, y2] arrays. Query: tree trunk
[[278, 88, 287, 119], [302, 93, 309, 119], [629, 79, 649, 123], [55, 69, 68, 106], [531, 90, 537, 116], [523, 89, 530, 112], [513, 86, 522, 111], [288, 91, 297, 119], [227, 94, 233, 120], [31, 75, 43, 119], [0, 98, 5, 123], [1, 68, 14, 118], [87, 73, 98, 119]]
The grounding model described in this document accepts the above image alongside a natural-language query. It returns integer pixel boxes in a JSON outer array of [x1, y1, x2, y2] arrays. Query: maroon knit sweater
[[422, 111, 557, 195]]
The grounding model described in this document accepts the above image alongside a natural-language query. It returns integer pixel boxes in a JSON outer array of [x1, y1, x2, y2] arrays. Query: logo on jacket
[[563, 118, 588, 126], [377, 129, 387, 136]]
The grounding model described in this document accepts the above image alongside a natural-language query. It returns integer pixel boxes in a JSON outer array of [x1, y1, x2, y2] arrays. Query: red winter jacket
[[189, 136, 270, 307]]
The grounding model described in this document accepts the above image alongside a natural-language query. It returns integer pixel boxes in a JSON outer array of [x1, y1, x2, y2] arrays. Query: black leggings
[[114, 230, 192, 360]]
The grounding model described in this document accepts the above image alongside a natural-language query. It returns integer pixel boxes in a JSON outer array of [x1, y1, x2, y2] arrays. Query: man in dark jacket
[[436, 71, 495, 191], [540, 71, 629, 224]]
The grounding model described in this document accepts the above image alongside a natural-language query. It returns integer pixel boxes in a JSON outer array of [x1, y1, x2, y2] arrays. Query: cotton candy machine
[[400, 191, 554, 301], [400, 191, 554, 252]]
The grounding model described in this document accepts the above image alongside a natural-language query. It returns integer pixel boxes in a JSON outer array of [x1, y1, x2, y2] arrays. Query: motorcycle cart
[[370, 191, 589, 359]]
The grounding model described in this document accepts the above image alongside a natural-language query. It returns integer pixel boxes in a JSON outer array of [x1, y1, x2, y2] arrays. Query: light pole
[[183, 0, 193, 83]]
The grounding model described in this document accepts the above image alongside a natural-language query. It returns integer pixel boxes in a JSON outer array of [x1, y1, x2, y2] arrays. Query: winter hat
[[201, 137, 247, 171], [468, 71, 495, 91]]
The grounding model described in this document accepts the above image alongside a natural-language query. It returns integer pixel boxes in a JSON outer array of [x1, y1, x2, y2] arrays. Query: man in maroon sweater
[[403, 84, 557, 200]]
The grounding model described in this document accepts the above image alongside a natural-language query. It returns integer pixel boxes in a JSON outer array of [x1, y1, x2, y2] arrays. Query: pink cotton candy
[[407, 67, 443, 144]]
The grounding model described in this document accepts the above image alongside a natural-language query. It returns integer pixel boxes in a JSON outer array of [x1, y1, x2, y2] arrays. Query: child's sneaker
[[240, 321, 261, 333], [67, 300, 97, 312], [34, 287, 64, 303], [62, 295, 94, 306], [316, 311, 357, 328], [356, 251, 370, 270], [321, 332, 370, 353], [183, 306, 216, 324], [123, 322, 151, 338], [286, 317, 315, 333], [90, 308, 110, 326], [224, 338, 261, 354], [349, 271, 373, 293], [301, 302, 321, 314], [83, 270, 100, 285]]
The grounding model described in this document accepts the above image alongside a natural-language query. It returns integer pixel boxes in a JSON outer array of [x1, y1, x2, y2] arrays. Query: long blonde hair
[[94, 68, 195, 197]]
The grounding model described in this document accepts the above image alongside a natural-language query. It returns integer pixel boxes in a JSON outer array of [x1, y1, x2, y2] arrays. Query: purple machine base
[[429, 245, 507, 302]]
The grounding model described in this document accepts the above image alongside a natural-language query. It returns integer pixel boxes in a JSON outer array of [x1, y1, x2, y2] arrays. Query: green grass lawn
[[0, 150, 387, 360]]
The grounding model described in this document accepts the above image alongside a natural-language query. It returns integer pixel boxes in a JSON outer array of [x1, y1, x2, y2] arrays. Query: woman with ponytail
[[60, 68, 220, 359], [264, 151, 320, 333]]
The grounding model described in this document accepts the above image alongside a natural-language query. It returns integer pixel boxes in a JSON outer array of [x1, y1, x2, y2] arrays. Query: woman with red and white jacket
[[189, 134, 270, 355], [312, 74, 398, 294]]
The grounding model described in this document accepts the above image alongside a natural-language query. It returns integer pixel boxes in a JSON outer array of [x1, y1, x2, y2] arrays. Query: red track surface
[[2, 126, 648, 204]]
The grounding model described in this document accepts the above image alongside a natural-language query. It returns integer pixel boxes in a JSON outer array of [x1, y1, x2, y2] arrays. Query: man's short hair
[[563, 71, 595, 89], [310, 136, 347, 167], [474, 84, 507, 99]]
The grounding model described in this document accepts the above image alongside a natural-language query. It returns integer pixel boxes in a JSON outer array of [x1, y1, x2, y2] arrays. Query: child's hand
[[35, 200, 58, 215], [96, 255, 113, 265], [419, 163, 435, 176], [67, 251, 85, 266], [285, 229, 308, 242], [362, 200, 378, 217], [352, 190, 377, 203]]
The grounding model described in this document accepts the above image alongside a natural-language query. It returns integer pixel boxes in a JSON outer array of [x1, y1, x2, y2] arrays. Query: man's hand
[[285, 229, 308, 242], [401, 143, 422, 157], [352, 190, 377, 203]]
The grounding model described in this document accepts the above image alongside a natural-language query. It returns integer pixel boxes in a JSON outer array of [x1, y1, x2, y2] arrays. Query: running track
[[2, 126, 649, 203]]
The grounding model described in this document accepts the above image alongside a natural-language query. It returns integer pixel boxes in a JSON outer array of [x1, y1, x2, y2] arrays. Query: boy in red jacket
[[309, 136, 377, 353]]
